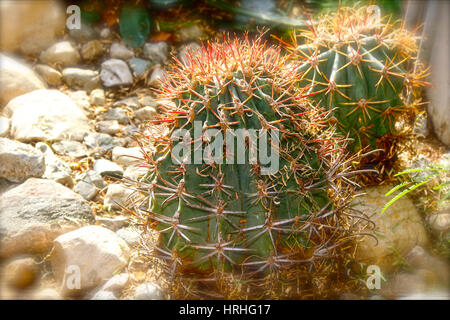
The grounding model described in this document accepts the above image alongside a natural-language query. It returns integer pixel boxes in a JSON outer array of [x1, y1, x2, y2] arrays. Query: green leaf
[[385, 181, 411, 197], [382, 178, 431, 214], [119, 5, 151, 48]]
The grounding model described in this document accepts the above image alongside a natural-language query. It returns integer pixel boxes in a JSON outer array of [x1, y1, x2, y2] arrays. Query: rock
[[104, 184, 134, 210], [73, 181, 98, 201], [123, 166, 147, 180], [116, 227, 140, 247], [100, 59, 134, 87], [5, 90, 91, 142], [397, 290, 449, 300], [405, 246, 449, 284], [139, 95, 158, 108], [0, 178, 94, 258], [66, 90, 91, 112], [99, 27, 112, 39], [2, 256, 38, 289], [176, 25, 204, 42], [96, 216, 129, 231], [128, 58, 151, 77], [81, 40, 104, 61], [35, 142, 74, 187], [135, 106, 157, 121], [109, 43, 134, 60], [0, 0, 65, 55], [83, 132, 116, 155], [80, 170, 106, 189], [143, 42, 169, 65], [31, 287, 61, 300], [40, 41, 81, 67], [90, 88, 106, 106], [113, 97, 140, 109], [112, 146, 143, 167], [0, 54, 47, 107], [93, 159, 124, 178], [353, 185, 428, 272], [91, 290, 117, 300], [178, 42, 201, 65], [34, 64, 62, 87], [427, 210, 450, 234], [133, 283, 164, 300], [51, 225, 130, 295], [0, 117, 10, 137], [99, 108, 130, 125], [148, 66, 167, 88], [52, 140, 87, 158], [62, 68, 101, 91], [97, 273, 129, 295], [96, 120, 121, 135], [0, 138, 45, 183], [69, 22, 97, 42]]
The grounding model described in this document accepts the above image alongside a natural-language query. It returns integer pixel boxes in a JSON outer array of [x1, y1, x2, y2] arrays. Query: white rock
[[34, 64, 62, 86], [90, 88, 106, 106], [0, 54, 46, 107], [98, 273, 130, 295], [51, 225, 130, 296], [52, 140, 88, 158], [104, 184, 135, 210], [134, 283, 164, 300], [100, 59, 134, 87], [96, 216, 129, 231], [143, 42, 169, 65], [40, 41, 81, 67], [91, 290, 117, 300], [62, 68, 101, 91], [35, 142, 74, 187], [134, 106, 157, 121], [80, 170, 106, 189], [96, 120, 121, 135], [0, 0, 65, 55], [5, 89, 91, 142], [112, 146, 143, 167], [427, 211, 450, 233], [0, 117, 10, 137], [93, 159, 124, 178], [148, 66, 167, 88], [116, 227, 140, 247], [31, 287, 62, 300], [110, 43, 134, 60], [353, 185, 428, 272], [0, 138, 45, 182]]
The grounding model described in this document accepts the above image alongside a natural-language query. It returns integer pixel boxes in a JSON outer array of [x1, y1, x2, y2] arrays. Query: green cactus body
[[291, 6, 428, 150], [136, 35, 349, 281]]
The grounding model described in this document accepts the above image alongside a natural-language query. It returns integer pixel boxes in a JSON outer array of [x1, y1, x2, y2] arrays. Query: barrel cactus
[[129, 34, 362, 298], [287, 5, 429, 151]]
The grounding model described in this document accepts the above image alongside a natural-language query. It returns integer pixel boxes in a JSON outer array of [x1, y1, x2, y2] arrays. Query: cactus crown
[[129, 34, 360, 298], [287, 5, 429, 151]]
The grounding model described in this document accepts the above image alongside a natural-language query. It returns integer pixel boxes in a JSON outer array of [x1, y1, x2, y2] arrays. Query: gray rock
[[176, 25, 204, 42], [80, 170, 106, 189], [83, 132, 115, 154], [139, 95, 158, 108], [73, 181, 98, 201], [5, 89, 91, 142], [116, 226, 140, 247], [104, 184, 134, 210], [143, 42, 169, 65], [0, 178, 94, 258], [0, 117, 10, 137], [113, 97, 140, 109], [109, 43, 134, 60], [99, 27, 112, 39], [93, 159, 124, 178], [34, 64, 62, 86], [51, 225, 130, 296], [52, 140, 88, 158], [81, 40, 104, 61], [91, 290, 118, 300], [69, 22, 97, 42], [135, 106, 157, 121], [178, 42, 201, 65], [96, 120, 121, 135], [40, 41, 80, 67], [133, 283, 164, 300], [96, 216, 129, 231], [427, 210, 450, 234], [148, 66, 167, 88], [35, 142, 74, 187], [112, 146, 143, 167], [100, 59, 134, 87], [0, 54, 47, 107], [0, 138, 45, 183], [99, 107, 130, 124], [62, 68, 101, 91], [128, 58, 151, 77], [90, 88, 106, 106]]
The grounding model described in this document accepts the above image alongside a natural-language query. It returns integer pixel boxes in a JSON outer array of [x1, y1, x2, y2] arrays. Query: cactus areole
[[289, 6, 429, 151], [132, 33, 358, 297]]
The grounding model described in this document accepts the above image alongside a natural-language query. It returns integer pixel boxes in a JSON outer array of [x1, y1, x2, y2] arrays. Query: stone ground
[[0, 1, 448, 300]]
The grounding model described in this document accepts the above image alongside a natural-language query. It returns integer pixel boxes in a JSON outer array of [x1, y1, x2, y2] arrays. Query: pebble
[[135, 106, 157, 121], [73, 181, 98, 201], [109, 43, 135, 60], [96, 120, 121, 135], [128, 58, 152, 77], [62, 68, 101, 92], [91, 290, 118, 300], [116, 226, 141, 247], [40, 41, 80, 67], [34, 64, 62, 86], [35, 142, 74, 187], [148, 66, 167, 88], [112, 146, 143, 167], [104, 184, 135, 210], [3, 256, 38, 289], [133, 283, 164, 300], [90, 88, 106, 106], [52, 140, 88, 158], [96, 216, 129, 231], [100, 59, 134, 87], [93, 159, 124, 178], [80, 170, 106, 189], [81, 40, 104, 61], [99, 107, 130, 125], [143, 42, 169, 65]]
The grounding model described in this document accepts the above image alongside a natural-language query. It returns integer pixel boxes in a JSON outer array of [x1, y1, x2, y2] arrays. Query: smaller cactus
[[286, 5, 430, 151]]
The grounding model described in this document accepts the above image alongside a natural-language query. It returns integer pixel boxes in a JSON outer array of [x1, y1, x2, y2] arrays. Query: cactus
[[128, 34, 363, 298], [286, 5, 429, 151]]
